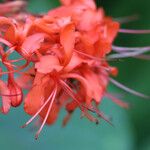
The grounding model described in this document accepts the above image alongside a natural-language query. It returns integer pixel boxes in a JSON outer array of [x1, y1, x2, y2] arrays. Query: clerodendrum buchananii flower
[[0, 0, 150, 139]]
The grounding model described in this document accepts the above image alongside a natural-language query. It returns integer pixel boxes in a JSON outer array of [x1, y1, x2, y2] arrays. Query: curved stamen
[[22, 87, 57, 128], [108, 48, 150, 59], [35, 86, 57, 140], [112, 45, 150, 52], [114, 14, 139, 24], [0, 38, 12, 47], [75, 50, 105, 61], [109, 78, 150, 99], [9, 57, 25, 63], [59, 80, 83, 110], [0, 60, 29, 75], [0, 58, 16, 67], [119, 29, 150, 34], [93, 107, 113, 126], [75, 50, 120, 62], [60, 80, 96, 113], [105, 93, 129, 108], [4, 46, 16, 57], [61, 80, 101, 124]]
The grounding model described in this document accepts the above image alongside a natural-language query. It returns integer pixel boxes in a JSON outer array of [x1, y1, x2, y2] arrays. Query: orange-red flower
[[0, 0, 149, 139]]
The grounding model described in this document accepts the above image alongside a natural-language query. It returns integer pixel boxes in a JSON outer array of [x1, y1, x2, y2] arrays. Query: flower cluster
[[0, 0, 149, 139]]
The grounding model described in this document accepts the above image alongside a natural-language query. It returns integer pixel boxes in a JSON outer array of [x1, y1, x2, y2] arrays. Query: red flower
[[0, 0, 149, 139]]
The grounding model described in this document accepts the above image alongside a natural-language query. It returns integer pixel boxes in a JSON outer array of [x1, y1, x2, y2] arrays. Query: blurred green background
[[0, 0, 150, 150]]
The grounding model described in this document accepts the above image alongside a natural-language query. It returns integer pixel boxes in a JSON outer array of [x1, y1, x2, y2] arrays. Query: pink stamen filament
[[114, 15, 139, 24], [119, 29, 150, 34], [4, 46, 16, 57], [0, 58, 16, 67], [105, 93, 129, 108], [93, 107, 113, 126], [22, 87, 57, 129], [9, 57, 24, 63], [109, 77, 150, 99], [60, 80, 101, 114], [108, 48, 150, 59], [112, 45, 150, 52], [96, 65, 114, 73], [60, 80, 96, 114], [59, 80, 83, 110], [75, 50, 120, 62], [0, 38, 12, 47], [75, 50, 105, 61], [35, 86, 57, 140], [0, 60, 29, 75]]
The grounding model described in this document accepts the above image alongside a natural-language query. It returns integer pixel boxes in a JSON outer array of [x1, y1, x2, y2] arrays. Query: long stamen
[[59, 80, 83, 109], [61, 80, 100, 124], [93, 106, 113, 126], [109, 78, 150, 99], [112, 45, 150, 52], [108, 48, 150, 59], [0, 60, 29, 75], [105, 93, 129, 108], [60, 80, 96, 113], [9, 57, 24, 63], [119, 29, 150, 34], [66, 80, 78, 91], [0, 58, 16, 67], [75, 50, 105, 61], [114, 15, 139, 24], [75, 50, 121, 62], [0, 46, 16, 60], [35, 86, 57, 140], [4, 46, 16, 57], [81, 110, 99, 124], [21, 88, 56, 128], [0, 38, 12, 47]]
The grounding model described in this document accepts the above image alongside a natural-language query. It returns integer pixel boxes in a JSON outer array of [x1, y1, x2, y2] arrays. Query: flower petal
[[0, 17, 16, 44], [21, 33, 46, 58], [60, 23, 75, 65], [35, 55, 63, 74], [24, 85, 45, 116], [82, 68, 107, 103], [61, 72, 93, 104]]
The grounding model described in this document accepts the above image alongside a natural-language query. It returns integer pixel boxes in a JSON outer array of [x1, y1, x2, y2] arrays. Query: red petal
[[64, 52, 84, 72], [24, 85, 45, 116], [61, 73, 92, 103], [102, 18, 120, 44], [82, 69, 107, 103], [35, 55, 63, 74], [60, 23, 75, 65], [21, 33, 46, 58], [0, 17, 16, 44]]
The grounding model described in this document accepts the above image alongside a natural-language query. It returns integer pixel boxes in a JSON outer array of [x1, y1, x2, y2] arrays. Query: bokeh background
[[0, 0, 150, 150]]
